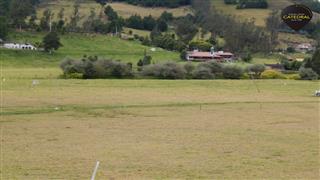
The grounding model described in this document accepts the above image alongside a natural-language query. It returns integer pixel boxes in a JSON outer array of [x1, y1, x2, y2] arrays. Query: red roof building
[[186, 50, 234, 62]]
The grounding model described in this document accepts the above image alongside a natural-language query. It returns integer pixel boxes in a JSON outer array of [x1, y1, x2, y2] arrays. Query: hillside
[[212, 0, 320, 27], [0, 32, 180, 68], [37, 0, 192, 22]]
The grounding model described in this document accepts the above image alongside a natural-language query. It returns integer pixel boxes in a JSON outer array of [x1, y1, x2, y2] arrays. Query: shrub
[[189, 41, 213, 51], [184, 63, 195, 78], [193, 66, 214, 79], [304, 49, 320, 75], [60, 56, 133, 79], [299, 68, 319, 80], [142, 62, 186, 79], [180, 50, 187, 60], [222, 65, 244, 79], [197, 61, 224, 77], [61, 73, 83, 79], [247, 64, 266, 78], [261, 70, 286, 79], [286, 47, 295, 53], [281, 59, 303, 71], [287, 74, 300, 80]]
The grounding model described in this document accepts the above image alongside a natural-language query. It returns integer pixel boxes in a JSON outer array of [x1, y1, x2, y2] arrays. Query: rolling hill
[[212, 0, 320, 27], [0, 32, 180, 68]]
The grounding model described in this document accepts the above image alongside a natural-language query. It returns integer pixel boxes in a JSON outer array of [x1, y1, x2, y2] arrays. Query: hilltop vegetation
[[0, 32, 180, 67]]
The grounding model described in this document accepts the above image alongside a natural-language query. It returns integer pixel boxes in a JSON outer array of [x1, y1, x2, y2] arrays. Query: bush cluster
[[261, 70, 286, 79], [61, 57, 311, 80], [60, 56, 133, 79]]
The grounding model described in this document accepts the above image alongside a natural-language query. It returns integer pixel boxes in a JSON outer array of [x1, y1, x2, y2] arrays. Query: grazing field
[[0, 68, 319, 179], [37, 0, 192, 22], [0, 32, 180, 67]]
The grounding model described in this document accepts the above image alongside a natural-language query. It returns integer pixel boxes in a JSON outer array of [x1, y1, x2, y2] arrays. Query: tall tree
[[40, 9, 54, 31], [67, 2, 82, 32], [56, 8, 65, 32], [266, 10, 281, 48], [43, 31, 62, 53], [83, 8, 97, 32]]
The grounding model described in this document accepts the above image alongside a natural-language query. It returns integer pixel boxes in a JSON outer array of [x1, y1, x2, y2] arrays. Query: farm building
[[295, 43, 314, 53], [3, 43, 37, 50], [186, 47, 235, 62]]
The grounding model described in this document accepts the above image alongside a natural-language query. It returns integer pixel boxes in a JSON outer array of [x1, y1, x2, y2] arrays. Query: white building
[[295, 43, 314, 53], [3, 43, 37, 50]]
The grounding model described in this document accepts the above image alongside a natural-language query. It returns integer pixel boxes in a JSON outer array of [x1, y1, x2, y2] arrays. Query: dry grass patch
[[1, 68, 319, 179], [37, 0, 192, 23]]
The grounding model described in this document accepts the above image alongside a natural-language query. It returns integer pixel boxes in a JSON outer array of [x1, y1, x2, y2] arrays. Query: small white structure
[[4, 43, 37, 50], [315, 90, 320, 97], [295, 43, 314, 53]]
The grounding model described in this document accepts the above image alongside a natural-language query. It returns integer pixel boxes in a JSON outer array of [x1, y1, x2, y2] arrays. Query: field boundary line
[[1, 100, 318, 116]]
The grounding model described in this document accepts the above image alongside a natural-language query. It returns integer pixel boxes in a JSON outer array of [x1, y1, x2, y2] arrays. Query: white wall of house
[[3, 43, 37, 50]]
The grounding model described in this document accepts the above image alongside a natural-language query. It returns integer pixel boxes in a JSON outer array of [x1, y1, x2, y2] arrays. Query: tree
[[40, 9, 54, 31], [67, 2, 82, 32], [126, 15, 143, 29], [43, 32, 62, 53], [56, 8, 65, 32], [143, 15, 156, 31], [304, 49, 320, 75], [157, 19, 168, 32], [104, 5, 118, 21], [10, 0, 34, 30], [0, 16, 8, 40], [266, 10, 280, 48], [160, 11, 173, 21], [175, 18, 198, 43]]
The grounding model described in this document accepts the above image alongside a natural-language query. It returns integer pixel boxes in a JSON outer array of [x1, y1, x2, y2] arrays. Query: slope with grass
[[0, 32, 180, 67], [37, 0, 192, 23], [212, 0, 319, 27]]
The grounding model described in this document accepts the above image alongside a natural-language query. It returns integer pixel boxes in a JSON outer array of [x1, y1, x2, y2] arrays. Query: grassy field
[[0, 67, 319, 179], [37, 0, 192, 22], [0, 32, 180, 68]]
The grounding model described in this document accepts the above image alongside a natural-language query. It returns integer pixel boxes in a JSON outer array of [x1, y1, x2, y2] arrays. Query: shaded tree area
[[192, 0, 272, 54]]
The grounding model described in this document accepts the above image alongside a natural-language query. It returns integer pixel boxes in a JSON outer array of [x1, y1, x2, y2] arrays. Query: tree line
[[192, 0, 272, 54], [60, 50, 320, 80]]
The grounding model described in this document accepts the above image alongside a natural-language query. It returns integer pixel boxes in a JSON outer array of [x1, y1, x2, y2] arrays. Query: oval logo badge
[[281, 4, 313, 31]]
